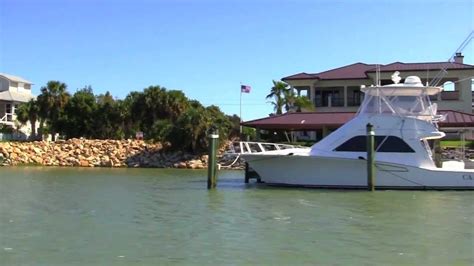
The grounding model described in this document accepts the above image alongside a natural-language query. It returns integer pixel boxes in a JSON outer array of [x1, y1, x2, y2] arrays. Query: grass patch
[[441, 140, 474, 148]]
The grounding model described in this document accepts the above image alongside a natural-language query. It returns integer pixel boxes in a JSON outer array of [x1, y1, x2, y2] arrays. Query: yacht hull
[[242, 155, 474, 190]]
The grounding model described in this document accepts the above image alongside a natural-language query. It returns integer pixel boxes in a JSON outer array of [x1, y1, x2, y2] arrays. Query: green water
[[0, 167, 473, 265]]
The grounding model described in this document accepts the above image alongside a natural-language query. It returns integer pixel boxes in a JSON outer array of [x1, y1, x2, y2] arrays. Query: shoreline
[[0, 139, 243, 170]]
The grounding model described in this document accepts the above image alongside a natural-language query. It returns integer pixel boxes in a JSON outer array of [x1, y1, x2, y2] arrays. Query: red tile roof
[[242, 112, 356, 130], [281, 73, 316, 80], [369, 62, 474, 72], [282, 61, 474, 81], [439, 110, 474, 128], [242, 110, 474, 130], [314, 63, 376, 80]]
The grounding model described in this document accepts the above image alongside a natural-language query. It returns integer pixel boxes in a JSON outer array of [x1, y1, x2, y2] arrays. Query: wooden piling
[[433, 139, 442, 168], [244, 162, 250, 183], [366, 123, 375, 191], [207, 128, 219, 189]]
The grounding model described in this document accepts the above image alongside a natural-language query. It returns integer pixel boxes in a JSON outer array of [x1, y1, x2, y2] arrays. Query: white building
[[0, 73, 35, 136]]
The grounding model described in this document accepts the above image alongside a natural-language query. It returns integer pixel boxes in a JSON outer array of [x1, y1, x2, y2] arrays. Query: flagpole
[[239, 84, 243, 135]]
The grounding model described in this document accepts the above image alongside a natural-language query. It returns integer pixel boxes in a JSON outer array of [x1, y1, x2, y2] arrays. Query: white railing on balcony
[[0, 114, 14, 124]]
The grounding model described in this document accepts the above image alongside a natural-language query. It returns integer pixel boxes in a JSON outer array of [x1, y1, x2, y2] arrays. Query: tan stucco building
[[282, 53, 473, 115]]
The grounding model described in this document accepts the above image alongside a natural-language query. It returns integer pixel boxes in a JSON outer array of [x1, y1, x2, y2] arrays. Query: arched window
[[442, 81, 455, 91]]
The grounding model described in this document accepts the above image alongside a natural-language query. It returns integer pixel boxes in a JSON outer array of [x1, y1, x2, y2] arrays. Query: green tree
[[226, 114, 241, 139], [62, 86, 97, 138], [266, 80, 290, 115], [122, 91, 143, 137], [128, 86, 168, 134], [163, 90, 189, 121], [36, 81, 70, 140], [293, 95, 315, 112], [172, 103, 209, 152], [282, 86, 295, 112], [15, 99, 39, 139], [149, 119, 173, 142], [206, 105, 233, 143], [94, 91, 123, 139], [267, 80, 314, 114]]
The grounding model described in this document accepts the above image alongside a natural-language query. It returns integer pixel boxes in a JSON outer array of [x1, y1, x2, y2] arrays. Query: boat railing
[[225, 141, 305, 155]]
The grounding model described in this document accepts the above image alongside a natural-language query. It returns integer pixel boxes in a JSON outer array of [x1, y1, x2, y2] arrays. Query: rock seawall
[[0, 139, 218, 169]]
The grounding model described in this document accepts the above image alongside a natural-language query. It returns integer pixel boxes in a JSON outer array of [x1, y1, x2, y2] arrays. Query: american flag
[[241, 85, 251, 93]]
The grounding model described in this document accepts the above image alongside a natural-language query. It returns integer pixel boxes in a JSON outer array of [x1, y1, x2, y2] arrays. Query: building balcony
[[430, 91, 461, 101], [440, 91, 460, 101], [314, 97, 345, 107], [347, 98, 362, 107], [0, 114, 14, 123]]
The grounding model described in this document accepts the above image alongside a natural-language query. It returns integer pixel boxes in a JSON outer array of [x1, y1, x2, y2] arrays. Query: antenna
[[375, 64, 381, 86], [426, 69, 429, 86], [431, 30, 473, 86]]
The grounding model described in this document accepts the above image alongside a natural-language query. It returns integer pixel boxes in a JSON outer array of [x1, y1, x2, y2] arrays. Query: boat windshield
[[358, 88, 437, 119]]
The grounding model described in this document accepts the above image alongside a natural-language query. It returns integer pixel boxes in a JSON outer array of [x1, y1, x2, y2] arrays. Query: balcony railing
[[0, 114, 14, 123], [440, 91, 460, 101], [430, 91, 461, 101], [347, 98, 362, 107], [331, 97, 344, 107], [314, 97, 345, 107], [313, 91, 463, 107]]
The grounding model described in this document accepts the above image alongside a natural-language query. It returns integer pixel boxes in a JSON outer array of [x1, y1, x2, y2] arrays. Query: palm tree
[[174, 105, 210, 152], [293, 96, 315, 112], [36, 81, 70, 140], [283, 87, 296, 112], [266, 80, 289, 115], [270, 97, 285, 115], [267, 80, 315, 114], [139, 86, 166, 130], [15, 99, 39, 139], [164, 90, 189, 121]]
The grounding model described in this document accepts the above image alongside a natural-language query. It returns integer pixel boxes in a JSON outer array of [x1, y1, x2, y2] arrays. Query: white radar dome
[[404, 76, 422, 85]]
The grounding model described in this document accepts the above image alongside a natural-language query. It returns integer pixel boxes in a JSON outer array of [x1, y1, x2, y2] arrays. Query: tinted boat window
[[232, 143, 241, 153], [248, 143, 261, 153], [334, 136, 414, 153], [261, 144, 277, 151], [377, 136, 415, 152]]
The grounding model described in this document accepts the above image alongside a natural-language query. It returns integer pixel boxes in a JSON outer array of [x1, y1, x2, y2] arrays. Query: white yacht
[[241, 75, 474, 189]]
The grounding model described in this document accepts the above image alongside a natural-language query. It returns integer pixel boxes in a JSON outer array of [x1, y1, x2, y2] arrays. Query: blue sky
[[1, 0, 473, 120]]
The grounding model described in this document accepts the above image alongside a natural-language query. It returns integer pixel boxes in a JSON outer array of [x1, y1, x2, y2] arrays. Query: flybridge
[[358, 76, 444, 122]]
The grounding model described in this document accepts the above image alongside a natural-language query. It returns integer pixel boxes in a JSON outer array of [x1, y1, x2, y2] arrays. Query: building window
[[334, 135, 415, 153], [442, 81, 455, 91], [314, 87, 344, 107], [5, 104, 12, 121], [347, 86, 364, 106], [294, 86, 310, 99], [10, 82, 18, 88]]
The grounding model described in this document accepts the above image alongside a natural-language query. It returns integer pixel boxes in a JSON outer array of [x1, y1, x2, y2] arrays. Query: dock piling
[[207, 127, 219, 189], [244, 162, 250, 183], [366, 123, 376, 191]]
